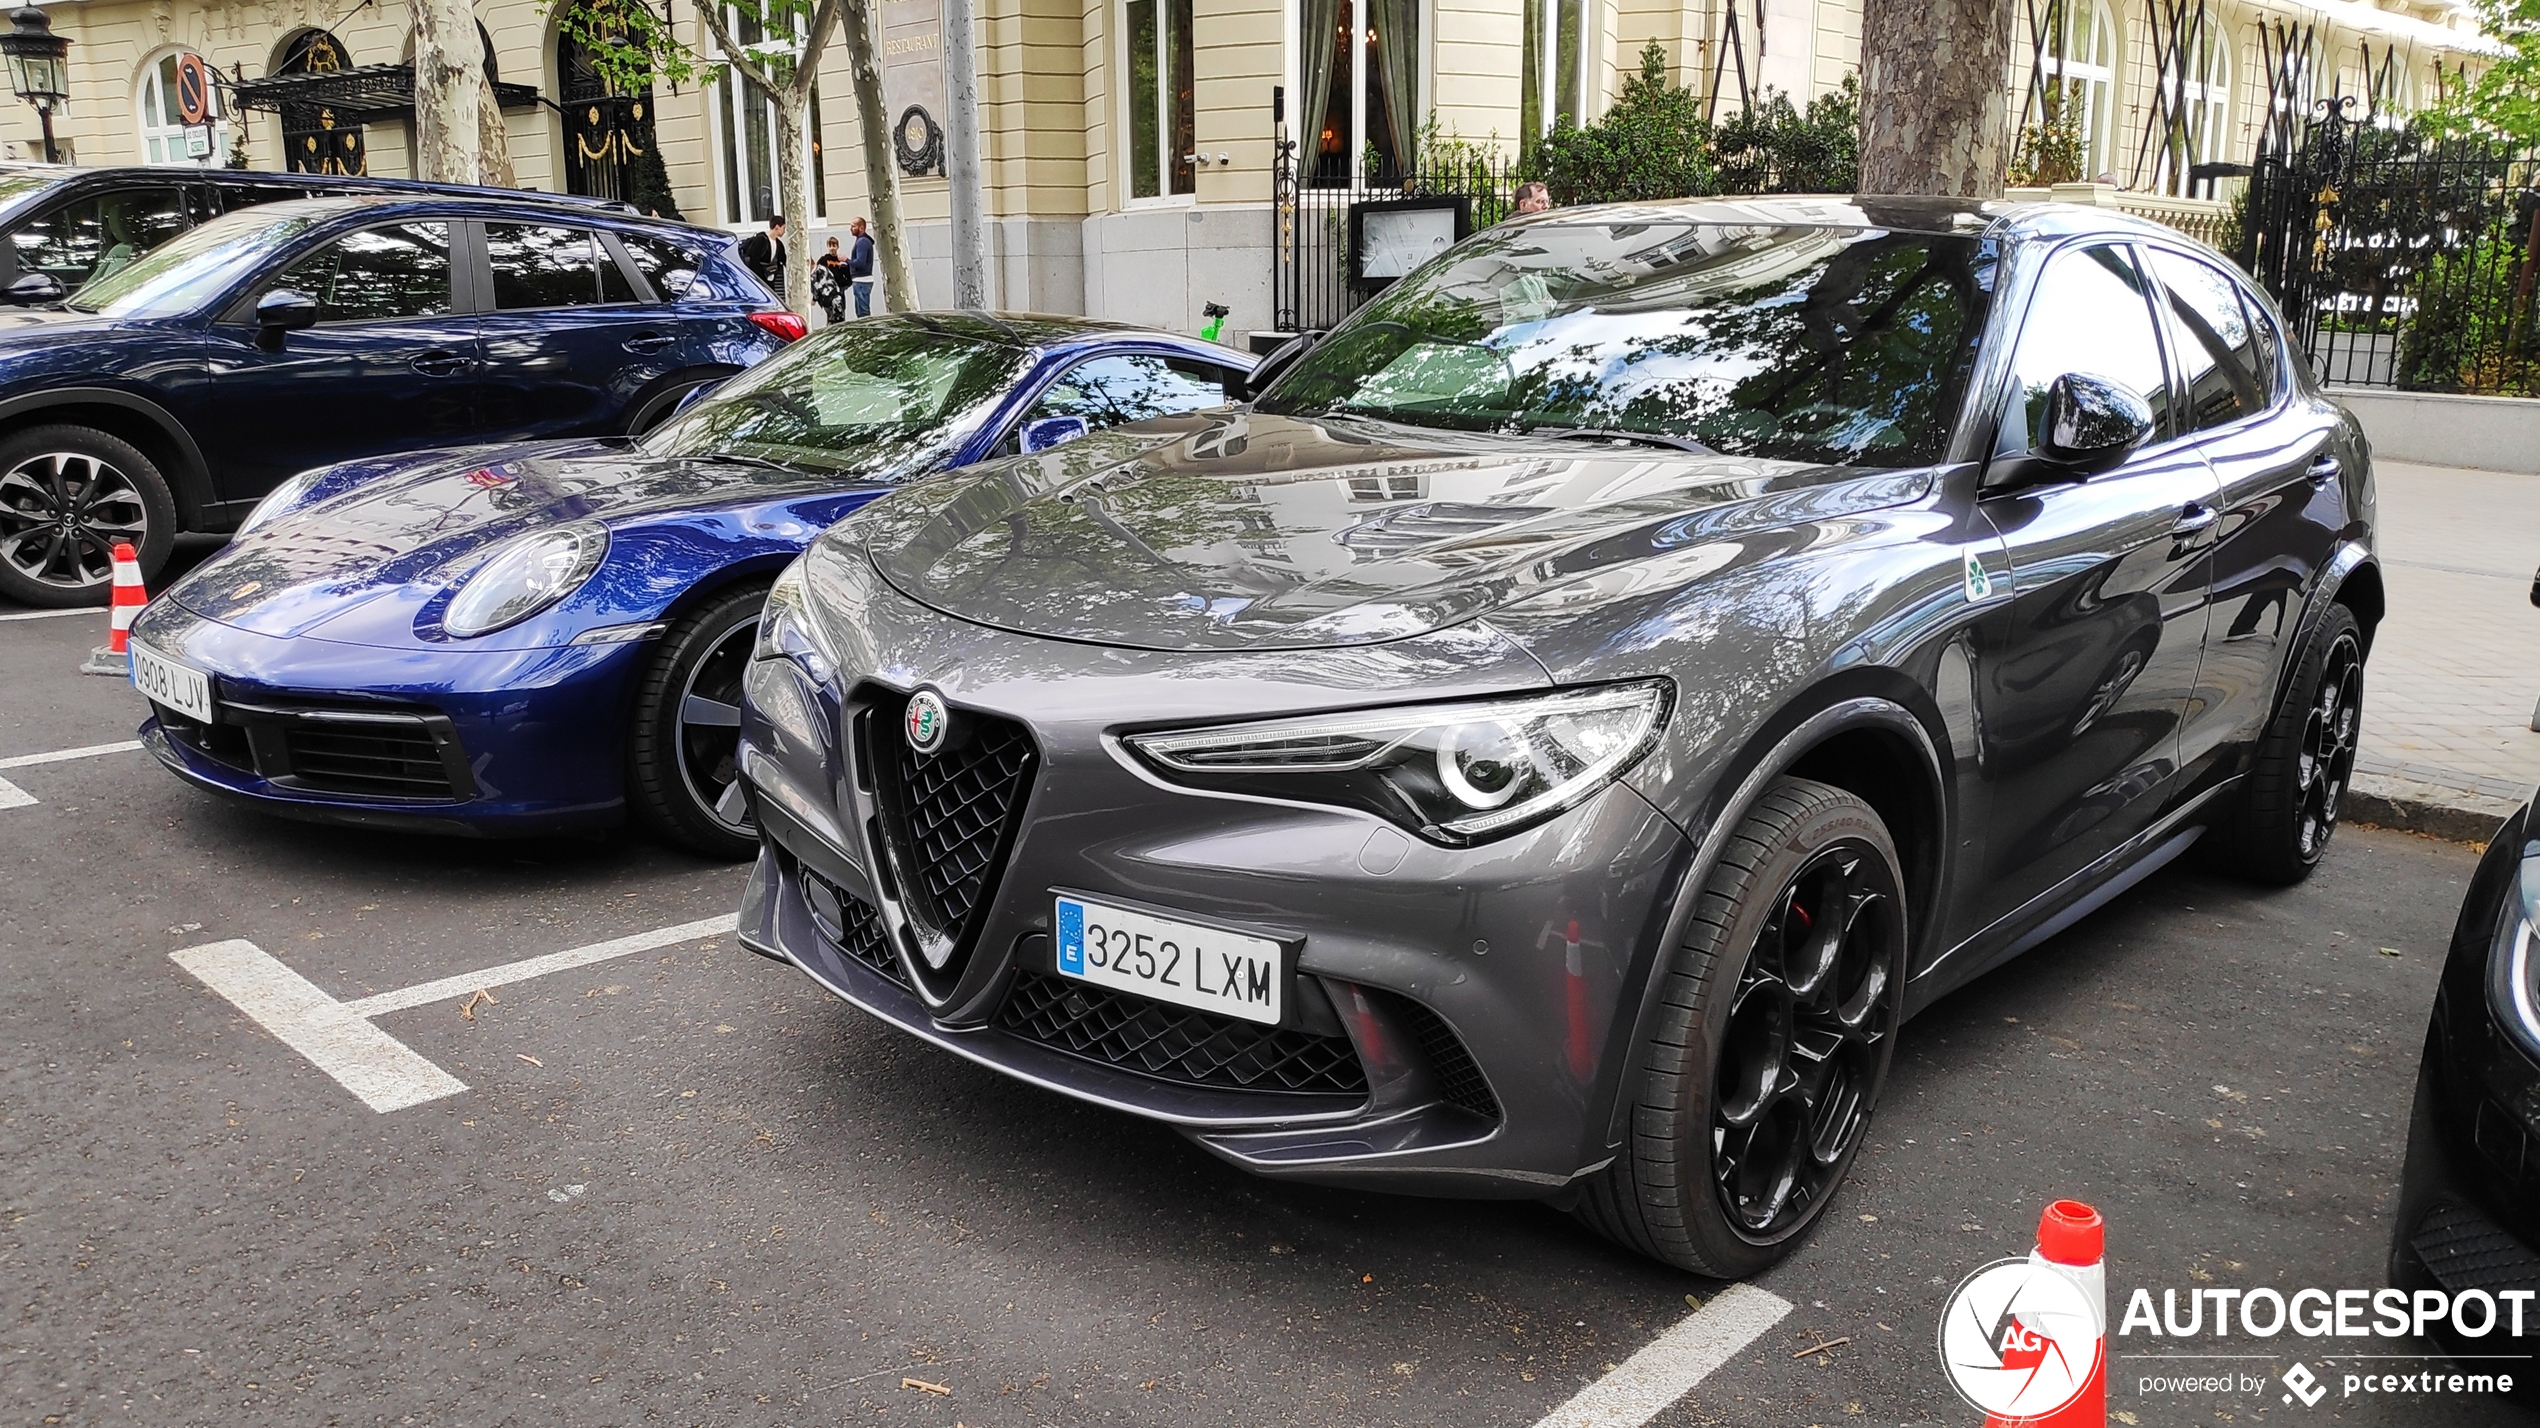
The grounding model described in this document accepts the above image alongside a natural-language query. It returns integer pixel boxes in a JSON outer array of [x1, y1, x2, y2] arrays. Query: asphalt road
[[2, 594, 2532, 1428]]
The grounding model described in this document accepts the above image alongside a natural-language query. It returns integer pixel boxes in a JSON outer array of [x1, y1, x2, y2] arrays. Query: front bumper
[[128, 597, 647, 837], [734, 565, 1698, 1197]]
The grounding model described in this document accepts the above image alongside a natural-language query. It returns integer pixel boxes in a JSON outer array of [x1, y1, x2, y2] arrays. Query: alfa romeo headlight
[[751, 556, 836, 684], [444, 524, 608, 638], [1125, 680, 1672, 846], [2493, 850, 2540, 1062]]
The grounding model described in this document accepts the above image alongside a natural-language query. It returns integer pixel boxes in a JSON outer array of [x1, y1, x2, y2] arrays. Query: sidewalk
[[2347, 459, 2540, 842]]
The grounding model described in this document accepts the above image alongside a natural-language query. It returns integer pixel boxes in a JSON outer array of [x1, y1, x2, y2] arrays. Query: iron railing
[[1272, 144, 1521, 333], [2241, 103, 2540, 395]]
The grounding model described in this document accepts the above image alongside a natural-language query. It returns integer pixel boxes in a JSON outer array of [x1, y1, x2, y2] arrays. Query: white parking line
[[1527, 1282, 1794, 1428], [171, 914, 738, 1112], [0, 739, 145, 809], [0, 606, 98, 622]]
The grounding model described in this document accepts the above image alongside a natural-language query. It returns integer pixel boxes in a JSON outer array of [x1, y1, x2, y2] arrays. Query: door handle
[[2306, 452, 2342, 486], [411, 350, 472, 376], [2170, 503, 2219, 536], [623, 331, 673, 353]]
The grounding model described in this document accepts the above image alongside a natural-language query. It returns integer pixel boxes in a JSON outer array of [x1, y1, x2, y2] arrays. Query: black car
[[2390, 801, 2540, 1400], [0, 162, 626, 303], [0, 192, 794, 606]]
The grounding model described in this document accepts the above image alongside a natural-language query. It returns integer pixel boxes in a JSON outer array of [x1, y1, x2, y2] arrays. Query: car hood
[[168, 442, 872, 638], [0, 306, 119, 338], [856, 411, 1933, 652]]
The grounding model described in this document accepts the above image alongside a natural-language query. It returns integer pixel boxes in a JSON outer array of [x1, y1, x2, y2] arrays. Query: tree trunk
[[476, 70, 516, 188], [409, 0, 482, 184], [1858, 0, 2012, 198], [774, 98, 813, 318], [838, 0, 918, 312]]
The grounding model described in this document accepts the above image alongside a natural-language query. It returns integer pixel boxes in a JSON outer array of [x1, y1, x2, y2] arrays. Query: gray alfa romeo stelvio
[[733, 195, 2378, 1275]]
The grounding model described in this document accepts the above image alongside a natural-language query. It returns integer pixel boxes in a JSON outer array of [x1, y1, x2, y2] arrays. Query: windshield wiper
[[1525, 426, 1716, 455], [700, 451, 797, 471]]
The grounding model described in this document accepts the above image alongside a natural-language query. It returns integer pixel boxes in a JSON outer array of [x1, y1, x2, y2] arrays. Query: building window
[[137, 52, 229, 166], [1299, 0, 1420, 184], [1123, 0, 1195, 200], [713, 5, 826, 226], [1521, 0, 1585, 138], [2039, 0, 2117, 180]]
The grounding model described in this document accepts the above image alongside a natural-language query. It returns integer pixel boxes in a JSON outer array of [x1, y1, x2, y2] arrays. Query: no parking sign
[[173, 52, 213, 125]]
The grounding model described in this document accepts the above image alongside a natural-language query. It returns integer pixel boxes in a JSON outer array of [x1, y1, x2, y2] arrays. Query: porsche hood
[[855, 412, 1931, 652]]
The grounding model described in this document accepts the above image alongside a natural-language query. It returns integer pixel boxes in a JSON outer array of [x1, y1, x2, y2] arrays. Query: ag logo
[[904, 688, 950, 756], [1937, 1258, 2100, 1419]]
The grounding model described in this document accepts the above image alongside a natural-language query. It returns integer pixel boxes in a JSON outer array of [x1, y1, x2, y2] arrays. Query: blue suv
[[0, 192, 795, 605]]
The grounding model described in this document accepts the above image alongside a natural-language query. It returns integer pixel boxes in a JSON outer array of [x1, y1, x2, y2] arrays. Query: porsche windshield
[[643, 322, 1030, 475], [1258, 220, 1995, 467]]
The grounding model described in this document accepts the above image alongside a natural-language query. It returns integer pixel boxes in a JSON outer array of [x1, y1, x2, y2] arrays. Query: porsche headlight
[[236, 470, 324, 536], [2492, 852, 2540, 1062], [751, 556, 836, 684], [1126, 680, 1672, 846], [444, 524, 608, 638]]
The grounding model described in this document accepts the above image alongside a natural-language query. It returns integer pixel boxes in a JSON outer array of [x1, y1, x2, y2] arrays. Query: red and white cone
[[79, 541, 145, 676], [1985, 1199, 2106, 1427]]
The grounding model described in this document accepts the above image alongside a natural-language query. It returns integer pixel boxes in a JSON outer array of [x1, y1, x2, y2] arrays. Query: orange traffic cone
[[1985, 1199, 2106, 1428], [79, 541, 145, 676]]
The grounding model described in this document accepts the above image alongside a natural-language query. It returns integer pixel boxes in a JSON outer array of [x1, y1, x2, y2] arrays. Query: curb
[[2346, 773, 2519, 846]]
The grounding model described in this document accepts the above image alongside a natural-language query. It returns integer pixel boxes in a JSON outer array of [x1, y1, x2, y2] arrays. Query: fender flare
[[0, 386, 215, 526], [622, 364, 744, 435], [1585, 692, 1948, 1162], [2268, 539, 2379, 724]]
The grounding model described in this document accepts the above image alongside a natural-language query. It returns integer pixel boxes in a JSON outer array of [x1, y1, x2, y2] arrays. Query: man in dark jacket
[[736, 215, 787, 290], [846, 217, 876, 318]]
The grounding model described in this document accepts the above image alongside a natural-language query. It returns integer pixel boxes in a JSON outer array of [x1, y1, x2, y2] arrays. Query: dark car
[[2388, 804, 2540, 1398], [0, 192, 793, 606], [735, 196, 2380, 1275], [0, 162, 627, 303], [128, 316, 1251, 853]]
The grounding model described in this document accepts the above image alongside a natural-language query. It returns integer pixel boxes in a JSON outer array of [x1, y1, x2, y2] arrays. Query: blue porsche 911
[[128, 314, 1253, 856]]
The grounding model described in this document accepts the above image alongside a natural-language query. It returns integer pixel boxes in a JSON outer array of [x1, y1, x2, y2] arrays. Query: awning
[[228, 63, 541, 121]]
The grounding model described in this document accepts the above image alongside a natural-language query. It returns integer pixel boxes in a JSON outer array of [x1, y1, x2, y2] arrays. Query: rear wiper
[[1526, 426, 1715, 454]]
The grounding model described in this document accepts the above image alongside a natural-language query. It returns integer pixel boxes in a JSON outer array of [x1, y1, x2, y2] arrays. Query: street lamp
[[0, 5, 69, 164]]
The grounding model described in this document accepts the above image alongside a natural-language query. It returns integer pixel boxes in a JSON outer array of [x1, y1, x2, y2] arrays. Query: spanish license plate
[[129, 639, 212, 723], [1053, 894, 1285, 1026]]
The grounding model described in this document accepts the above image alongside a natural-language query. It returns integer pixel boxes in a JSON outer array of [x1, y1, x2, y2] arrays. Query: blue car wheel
[[627, 580, 769, 859]]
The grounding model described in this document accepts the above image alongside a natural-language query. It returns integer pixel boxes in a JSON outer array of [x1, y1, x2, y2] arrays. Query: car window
[[2244, 288, 2282, 400], [13, 187, 191, 288], [486, 223, 605, 309], [2146, 248, 2268, 432], [643, 323, 1031, 476], [617, 233, 700, 300], [998, 353, 1238, 454], [270, 222, 454, 324], [597, 239, 642, 303], [1998, 243, 2172, 457]]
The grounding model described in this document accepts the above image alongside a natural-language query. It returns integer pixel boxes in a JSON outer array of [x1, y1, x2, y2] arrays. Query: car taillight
[[749, 310, 808, 342]]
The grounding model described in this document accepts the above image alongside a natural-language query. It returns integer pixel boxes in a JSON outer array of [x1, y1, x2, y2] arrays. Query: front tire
[[1574, 777, 1907, 1276], [2206, 603, 2364, 885], [626, 581, 770, 860], [0, 424, 177, 608]]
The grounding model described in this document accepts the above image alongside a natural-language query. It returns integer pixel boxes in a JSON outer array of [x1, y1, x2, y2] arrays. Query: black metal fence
[[2240, 104, 2540, 395], [1273, 142, 1521, 332]]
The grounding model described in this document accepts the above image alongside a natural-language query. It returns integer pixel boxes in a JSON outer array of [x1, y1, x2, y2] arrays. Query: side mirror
[[1239, 330, 1322, 401], [255, 288, 320, 335], [1021, 415, 1088, 453], [1989, 372, 2154, 491], [4, 272, 63, 306]]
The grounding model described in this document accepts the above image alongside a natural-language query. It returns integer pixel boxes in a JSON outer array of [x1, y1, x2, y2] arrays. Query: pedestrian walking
[[737, 214, 787, 291], [812, 236, 849, 326], [846, 217, 875, 319]]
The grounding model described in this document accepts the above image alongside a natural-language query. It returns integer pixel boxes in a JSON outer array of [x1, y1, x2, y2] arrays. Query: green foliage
[[2429, 0, 2540, 147], [1514, 41, 1858, 205], [1520, 41, 1715, 204], [2398, 215, 2540, 395], [2008, 82, 2085, 187], [548, 0, 705, 94], [1413, 114, 1513, 225]]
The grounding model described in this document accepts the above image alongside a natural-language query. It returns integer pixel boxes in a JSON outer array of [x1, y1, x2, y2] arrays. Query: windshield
[[641, 322, 1031, 475], [1259, 221, 1995, 468], [69, 209, 324, 317]]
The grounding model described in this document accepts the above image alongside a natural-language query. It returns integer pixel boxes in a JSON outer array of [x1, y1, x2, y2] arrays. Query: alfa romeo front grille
[[999, 969, 1368, 1098], [865, 701, 1036, 966], [2411, 1199, 2540, 1299]]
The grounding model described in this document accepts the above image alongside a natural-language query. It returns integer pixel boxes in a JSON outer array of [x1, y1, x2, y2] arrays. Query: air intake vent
[[1395, 997, 1500, 1121], [1000, 969, 1367, 1098]]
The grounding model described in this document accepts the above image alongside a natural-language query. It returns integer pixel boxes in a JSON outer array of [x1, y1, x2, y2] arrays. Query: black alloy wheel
[[627, 581, 771, 860], [1710, 841, 1900, 1240], [0, 425, 176, 608], [1573, 776, 1908, 1277], [2206, 602, 2366, 885]]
